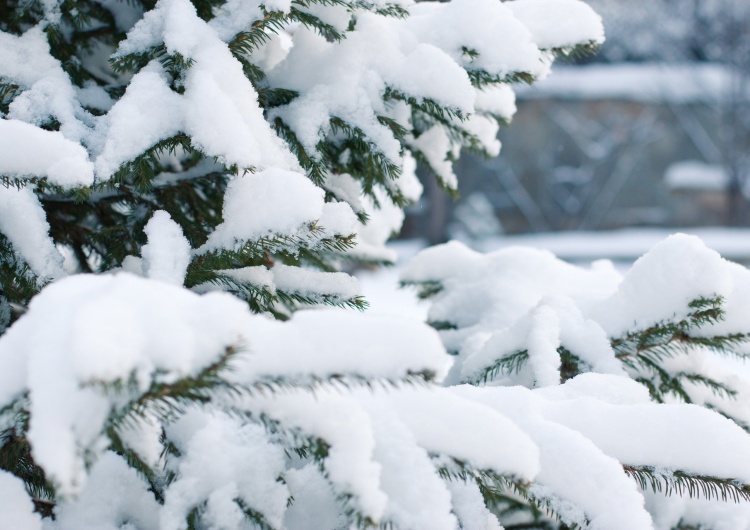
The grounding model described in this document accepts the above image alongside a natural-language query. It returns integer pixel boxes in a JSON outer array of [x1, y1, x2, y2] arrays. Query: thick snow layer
[[200, 168, 357, 253], [0, 27, 94, 188], [107, 0, 298, 178], [454, 373, 750, 530], [404, 234, 750, 433], [462, 380, 653, 530], [0, 120, 94, 188], [0, 27, 63, 88], [543, 391, 750, 483], [242, 389, 388, 520], [0, 273, 253, 494], [217, 265, 276, 292], [228, 309, 452, 384], [75, 82, 114, 112], [405, 0, 547, 79], [507, 0, 605, 51], [645, 490, 750, 530], [141, 210, 191, 285], [0, 470, 42, 530], [401, 240, 620, 362], [202, 169, 315, 249], [0, 185, 65, 281], [0, 27, 93, 147], [11, 0, 747, 527], [0, 269, 458, 512], [361, 401, 457, 530], [355, 240, 428, 320], [162, 410, 288, 530], [447, 479, 503, 530], [283, 466, 341, 530], [380, 386, 540, 480], [410, 236, 710, 343], [590, 234, 731, 336], [241, 384, 540, 522], [410, 125, 460, 189], [271, 263, 361, 302], [268, 19, 421, 165], [402, 233, 750, 527], [93, 65, 183, 179], [51, 452, 160, 530], [474, 84, 517, 121]]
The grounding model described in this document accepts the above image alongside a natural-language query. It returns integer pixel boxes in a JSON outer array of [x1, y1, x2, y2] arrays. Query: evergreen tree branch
[[0, 81, 21, 114], [471, 349, 530, 385], [437, 457, 585, 529], [547, 41, 602, 60], [400, 279, 443, 299], [0, 403, 56, 512], [624, 465, 750, 503], [272, 118, 330, 185], [103, 345, 243, 428]]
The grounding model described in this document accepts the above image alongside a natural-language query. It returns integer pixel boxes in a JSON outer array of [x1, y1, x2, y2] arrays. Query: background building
[[404, 0, 750, 243]]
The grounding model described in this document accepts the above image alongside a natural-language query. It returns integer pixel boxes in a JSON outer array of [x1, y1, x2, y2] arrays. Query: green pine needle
[[624, 465, 750, 503]]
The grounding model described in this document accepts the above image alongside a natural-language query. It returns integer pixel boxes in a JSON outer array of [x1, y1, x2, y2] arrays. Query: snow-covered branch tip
[[624, 465, 750, 504]]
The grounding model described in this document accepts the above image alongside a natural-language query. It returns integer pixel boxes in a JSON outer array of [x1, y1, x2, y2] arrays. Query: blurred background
[[399, 0, 750, 264]]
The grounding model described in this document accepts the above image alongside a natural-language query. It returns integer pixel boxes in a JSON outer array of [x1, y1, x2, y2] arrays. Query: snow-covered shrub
[[403, 234, 750, 528], [5, 0, 750, 528]]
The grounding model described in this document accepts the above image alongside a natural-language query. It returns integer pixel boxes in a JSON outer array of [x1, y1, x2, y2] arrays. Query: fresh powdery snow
[[107, 0, 299, 175], [507, 0, 605, 51], [0, 273, 254, 496], [7, 0, 750, 528], [0, 185, 66, 281], [6, 233, 750, 528], [0, 470, 42, 530], [402, 233, 750, 528], [199, 167, 357, 253], [0, 120, 94, 188], [141, 210, 192, 285]]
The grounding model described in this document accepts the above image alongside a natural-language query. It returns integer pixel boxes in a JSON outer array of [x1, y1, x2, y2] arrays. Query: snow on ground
[[358, 228, 750, 321], [479, 228, 750, 265], [516, 63, 739, 103]]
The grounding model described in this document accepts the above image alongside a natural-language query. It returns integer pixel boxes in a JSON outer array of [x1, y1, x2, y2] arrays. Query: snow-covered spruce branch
[[458, 295, 750, 404], [435, 457, 585, 529], [11, 0, 750, 528], [402, 235, 750, 527]]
